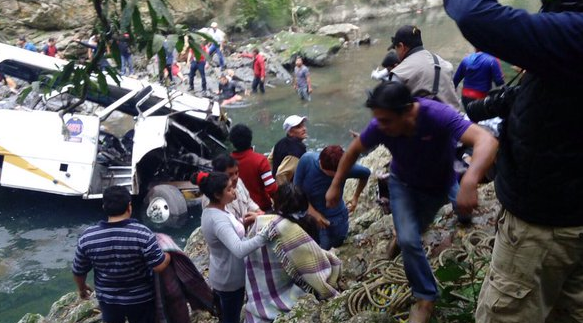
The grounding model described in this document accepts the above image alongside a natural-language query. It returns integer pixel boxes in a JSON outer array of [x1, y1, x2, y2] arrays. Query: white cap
[[210, 22, 218, 28], [283, 115, 307, 133]]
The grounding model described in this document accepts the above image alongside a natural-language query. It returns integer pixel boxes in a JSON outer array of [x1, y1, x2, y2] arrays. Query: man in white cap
[[269, 115, 308, 184], [201, 22, 226, 71]]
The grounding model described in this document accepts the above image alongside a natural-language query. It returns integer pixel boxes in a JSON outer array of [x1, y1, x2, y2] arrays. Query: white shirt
[[200, 27, 226, 43]]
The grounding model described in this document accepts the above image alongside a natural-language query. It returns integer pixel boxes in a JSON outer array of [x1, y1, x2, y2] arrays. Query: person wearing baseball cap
[[201, 21, 226, 70], [269, 115, 308, 185], [386, 25, 461, 110]]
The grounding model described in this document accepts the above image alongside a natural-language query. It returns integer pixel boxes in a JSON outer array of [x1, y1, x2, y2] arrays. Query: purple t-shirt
[[360, 98, 472, 190]]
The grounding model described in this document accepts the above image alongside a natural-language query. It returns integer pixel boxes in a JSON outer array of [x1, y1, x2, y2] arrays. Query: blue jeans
[[208, 43, 225, 69], [189, 60, 207, 91], [99, 300, 154, 323], [215, 287, 244, 323], [318, 211, 349, 250], [389, 174, 449, 301], [121, 55, 134, 76]]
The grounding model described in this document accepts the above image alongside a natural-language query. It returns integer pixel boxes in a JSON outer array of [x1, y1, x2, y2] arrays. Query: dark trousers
[[251, 76, 265, 93], [215, 287, 245, 323], [99, 300, 155, 323], [189, 60, 207, 91]]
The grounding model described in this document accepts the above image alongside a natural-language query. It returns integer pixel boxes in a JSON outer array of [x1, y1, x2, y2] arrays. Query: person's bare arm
[[326, 137, 366, 208], [348, 176, 368, 213], [73, 274, 93, 300], [153, 252, 172, 273], [307, 74, 313, 93], [308, 203, 330, 229], [457, 124, 498, 214]]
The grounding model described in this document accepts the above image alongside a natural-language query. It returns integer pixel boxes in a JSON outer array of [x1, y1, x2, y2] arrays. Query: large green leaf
[[435, 260, 466, 283], [97, 72, 109, 94], [148, 0, 174, 26], [120, 0, 137, 32], [151, 34, 165, 57], [192, 31, 216, 45], [132, 6, 145, 37], [105, 66, 121, 86], [147, 1, 158, 31], [109, 41, 122, 67], [60, 62, 76, 85], [17, 87, 33, 104]]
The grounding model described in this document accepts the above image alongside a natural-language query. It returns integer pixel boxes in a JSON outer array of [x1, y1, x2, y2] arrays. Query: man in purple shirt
[[453, 49, 505, 108], [326, 81, 497, 323]]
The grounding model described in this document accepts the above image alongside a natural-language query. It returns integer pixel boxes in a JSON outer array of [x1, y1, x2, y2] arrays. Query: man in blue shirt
[[17, 36, 37, 52], [295, 145, 370, 250], [453, 49, 505, 107], [445, 0, 583, 322], [72, 186, 171, 323], [326, 81, 497, 322]]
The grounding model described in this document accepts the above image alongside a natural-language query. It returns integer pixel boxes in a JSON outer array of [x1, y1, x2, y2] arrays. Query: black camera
[[465, 86, 521, 122]]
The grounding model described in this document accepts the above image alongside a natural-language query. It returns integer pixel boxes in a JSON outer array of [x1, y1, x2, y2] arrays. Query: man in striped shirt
[[230, 124, 277, 211], [72, 186, 171, 323]]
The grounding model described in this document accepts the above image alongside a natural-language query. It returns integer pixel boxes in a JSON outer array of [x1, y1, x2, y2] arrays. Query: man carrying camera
[[445, 0, 583, 322]]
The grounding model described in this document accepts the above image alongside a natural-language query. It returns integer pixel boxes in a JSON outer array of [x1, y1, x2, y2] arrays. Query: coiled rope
[[347, 229, 494, 319]]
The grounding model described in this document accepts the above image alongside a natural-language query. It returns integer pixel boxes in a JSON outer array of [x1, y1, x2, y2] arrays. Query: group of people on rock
[[69, 0, 583, 322]]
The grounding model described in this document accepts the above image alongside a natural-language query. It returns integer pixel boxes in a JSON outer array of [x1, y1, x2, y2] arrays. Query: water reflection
[[0, 187, 200, 323]]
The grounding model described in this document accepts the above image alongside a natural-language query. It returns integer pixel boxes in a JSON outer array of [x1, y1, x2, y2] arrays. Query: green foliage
[[434, 255, 489, 323], [19, 0, 201, 114], [237, 0, 293, 31]]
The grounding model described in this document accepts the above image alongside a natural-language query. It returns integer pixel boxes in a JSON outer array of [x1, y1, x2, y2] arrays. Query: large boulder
[[270, 31, 342, 67], [317, 23, 360, 41]]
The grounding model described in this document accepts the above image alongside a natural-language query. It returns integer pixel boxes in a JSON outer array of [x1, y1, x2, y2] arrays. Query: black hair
[[365, 81, 414, 115], [192, 171, 230, 203], [212, 153, 238, 172], [252, 48, 259, 54], [274, 183, 319, 241], [229, 124, 253, 151], [102, 186, 131, 216]]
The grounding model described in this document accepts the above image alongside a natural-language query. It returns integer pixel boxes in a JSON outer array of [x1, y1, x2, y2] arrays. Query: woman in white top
[[193, 171, 268, 323]]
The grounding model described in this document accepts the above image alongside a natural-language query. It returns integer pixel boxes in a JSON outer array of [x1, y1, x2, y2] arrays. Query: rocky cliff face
[[0, 0, 441, 44]]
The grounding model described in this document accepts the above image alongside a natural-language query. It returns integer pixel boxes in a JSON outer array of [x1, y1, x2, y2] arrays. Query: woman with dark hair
[[192, 171, 268, 323], [244, 183, 341, 323]]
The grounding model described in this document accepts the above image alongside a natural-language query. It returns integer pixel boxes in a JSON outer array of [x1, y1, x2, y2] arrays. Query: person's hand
[[347, 196, 359, 213], [456, 181, 478, 215], [294, 84, 298, 89], [325, 185, 342, 209], [310, 211, 330, 229], [349, 129, 360, 138], [245, 89, 251, 96], [261, 77, 265, 82], [308, 87, 313, 94], [257, 224, 270, 240], [78, 284, 93, 300], [244, 212, 258, 227]]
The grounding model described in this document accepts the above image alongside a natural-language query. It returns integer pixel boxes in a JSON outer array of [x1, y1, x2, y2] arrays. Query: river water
[[0, 1, 537, 322]]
